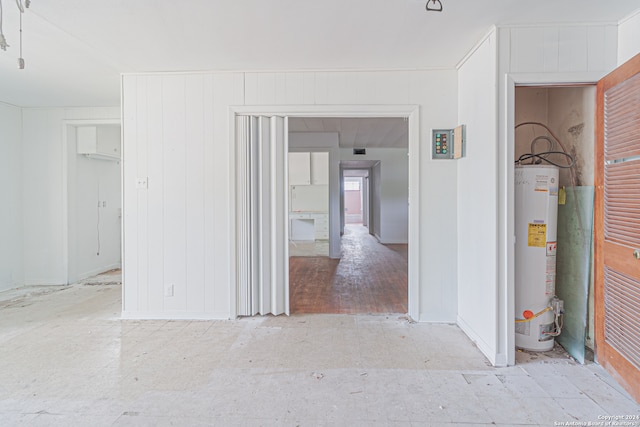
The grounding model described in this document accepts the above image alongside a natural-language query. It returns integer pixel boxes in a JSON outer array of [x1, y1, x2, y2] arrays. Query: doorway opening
[[344, 175, 365, 226], [287, 117, 409, 315], [231, 105, 420, 320], [513, 85, 596, 364], [63, 120, 122, 286]]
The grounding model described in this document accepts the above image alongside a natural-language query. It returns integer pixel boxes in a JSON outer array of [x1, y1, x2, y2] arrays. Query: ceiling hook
[[426, 0, 443, 12]]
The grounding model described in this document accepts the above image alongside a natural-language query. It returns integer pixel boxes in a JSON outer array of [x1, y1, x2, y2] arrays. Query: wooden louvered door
[[595, 53, 640, 403]]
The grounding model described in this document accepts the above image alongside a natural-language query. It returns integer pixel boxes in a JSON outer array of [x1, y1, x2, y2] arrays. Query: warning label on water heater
[[534, 175, 549, 192], [545, 256, 556, 295], [528, 223, 547, 247]]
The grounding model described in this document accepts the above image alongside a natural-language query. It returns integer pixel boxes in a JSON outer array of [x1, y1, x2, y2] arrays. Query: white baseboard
[[71, 263, 121, 283], [121, 311, 231, 320]]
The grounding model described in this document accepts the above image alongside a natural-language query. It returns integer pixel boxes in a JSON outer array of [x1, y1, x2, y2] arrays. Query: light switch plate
[[136, 177, 148, 189]]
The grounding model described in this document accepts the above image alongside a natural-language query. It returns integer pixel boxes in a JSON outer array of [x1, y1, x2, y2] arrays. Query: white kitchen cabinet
[[288, 151, 329, 185], [310, 152, 329, 185], [288, 152, 311, 185]]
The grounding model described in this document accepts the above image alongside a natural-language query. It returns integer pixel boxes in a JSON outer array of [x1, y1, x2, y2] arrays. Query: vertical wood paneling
[[376, 72, 411, 104], [136, 77, 149, 311], [510, 27, 545, 73], [203, 74, 216, 314], [185, 75, 206, 312], [542, 27, 560, 72], [559, 27, 588, 72], [285, 72, 318, 105], [314, 73, 329, 105], [302, 73, 316, 104], [258, 73, 277, 105], [353, 72, 378, 104], [212, 73, 244, 315], [587, 26, 607, 72], [122, 76, 139, 312], [275, 73, 287, 105], [162, 76, 187, 312], [604, 25, 618, 71], [324, 73, 354, 105], [244, 73, 259, 105], [507, 24, 615, 74], [284, 73, 304, 105], [146, 76, 165, 312]]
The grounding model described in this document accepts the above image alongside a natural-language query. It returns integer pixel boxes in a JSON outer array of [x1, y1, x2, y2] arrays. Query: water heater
[[514, 165, 559, 351]]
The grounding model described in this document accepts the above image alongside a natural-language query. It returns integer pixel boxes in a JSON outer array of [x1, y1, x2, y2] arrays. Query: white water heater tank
[[514, 165, 559, 351]]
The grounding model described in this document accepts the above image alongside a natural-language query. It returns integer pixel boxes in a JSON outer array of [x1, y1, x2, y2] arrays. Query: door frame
[[229, 105, 420, 319], [61, 119, 122, 286], [503, 72, 605, 365], [341, 165, 376, 235]]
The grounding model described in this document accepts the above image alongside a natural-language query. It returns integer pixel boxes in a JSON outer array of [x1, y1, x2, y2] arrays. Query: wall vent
[[353, 148, 366, 155]]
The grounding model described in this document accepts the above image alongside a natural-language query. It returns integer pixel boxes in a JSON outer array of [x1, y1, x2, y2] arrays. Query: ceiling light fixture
[[426, 0, 443, 12], [0, 0, 30, 67], [0, 1, 8, 50]]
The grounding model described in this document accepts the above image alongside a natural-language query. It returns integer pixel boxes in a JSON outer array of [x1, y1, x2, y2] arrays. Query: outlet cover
[[136, 177, 148, 189], [165, 284, 174, 297]]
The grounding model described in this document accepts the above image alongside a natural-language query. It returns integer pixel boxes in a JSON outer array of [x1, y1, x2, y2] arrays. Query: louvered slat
[[604, 72, 640, 161], [605, 159, 640, 248], [604, 267, 640, 371]]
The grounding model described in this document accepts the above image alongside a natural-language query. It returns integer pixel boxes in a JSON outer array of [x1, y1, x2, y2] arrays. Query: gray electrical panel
[[431, 125, 465, 160]]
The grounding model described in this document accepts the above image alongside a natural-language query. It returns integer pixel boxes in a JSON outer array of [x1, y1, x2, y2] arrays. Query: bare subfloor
[[0, 272, 638, 426]]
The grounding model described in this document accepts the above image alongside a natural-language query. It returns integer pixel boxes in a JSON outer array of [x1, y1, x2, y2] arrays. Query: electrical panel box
[[431, 125, 465, 160]]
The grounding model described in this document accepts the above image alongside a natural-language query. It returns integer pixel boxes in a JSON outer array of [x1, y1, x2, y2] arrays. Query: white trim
[[505, 72, 604, 85], [229, 105, 420, 321], [498, 22, 618, 29], [121, 311, 231, 320], [457, 26, 497, 70], [501, 73, 599, 366], [71, 263, 122, 284], [121, 67, 453, 79], [619, 7, 640, 24]]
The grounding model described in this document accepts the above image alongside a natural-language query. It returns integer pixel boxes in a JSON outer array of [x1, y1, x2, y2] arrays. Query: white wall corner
[[456, 26, 498, 70], [457, 315, 497, 366], [618, 8, 640, 66]]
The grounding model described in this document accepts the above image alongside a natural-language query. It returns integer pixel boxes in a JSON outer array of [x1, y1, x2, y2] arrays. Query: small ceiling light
[[0, 0, 30, 67], [0, 0, 8, 50], [426, 0, 443, 12], [18, 0, 23, 68]]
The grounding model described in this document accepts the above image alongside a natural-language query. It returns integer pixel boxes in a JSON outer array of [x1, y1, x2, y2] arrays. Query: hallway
[[289, 225, 408, 314]]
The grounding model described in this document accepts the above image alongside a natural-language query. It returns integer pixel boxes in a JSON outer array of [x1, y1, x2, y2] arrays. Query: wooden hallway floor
[[289, 224, 408, 314]]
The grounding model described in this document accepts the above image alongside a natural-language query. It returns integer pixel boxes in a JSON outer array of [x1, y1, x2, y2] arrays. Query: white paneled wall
[[457, 32, 499, 365], [122, 73, 244, 318], [504, 24, 617, 74], [21, 107, 120, 286], [123, 69, 459, 321], [618, 9, 640, 65], [0, 103, 23, 292]]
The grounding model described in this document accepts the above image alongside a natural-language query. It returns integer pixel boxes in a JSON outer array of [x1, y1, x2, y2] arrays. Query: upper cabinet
[[311, 152, 329, 185], [288, 152, 329, 185], [288, 152, 311, 185]]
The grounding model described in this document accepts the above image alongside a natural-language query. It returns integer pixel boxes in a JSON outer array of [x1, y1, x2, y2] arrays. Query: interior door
[[595, 53, 640, 402]]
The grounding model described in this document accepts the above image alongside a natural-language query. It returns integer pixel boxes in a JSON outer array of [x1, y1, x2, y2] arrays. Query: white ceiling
[[0, 1, 638, 107], [289, 117, 408, 148]]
